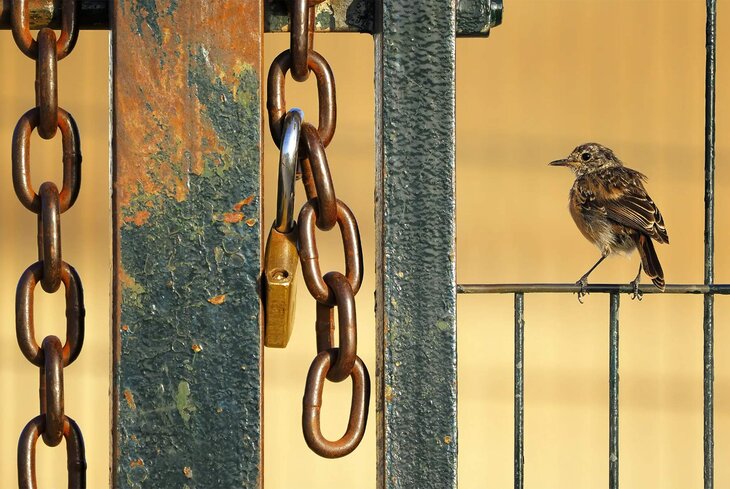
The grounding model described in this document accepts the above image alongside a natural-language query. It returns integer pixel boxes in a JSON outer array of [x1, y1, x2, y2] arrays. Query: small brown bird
[[550, 143, 669, 299]]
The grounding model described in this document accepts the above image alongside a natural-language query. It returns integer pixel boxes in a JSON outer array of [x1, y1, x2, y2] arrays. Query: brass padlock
[[264, 108, 303, 348], [264, 224, 299, 347]]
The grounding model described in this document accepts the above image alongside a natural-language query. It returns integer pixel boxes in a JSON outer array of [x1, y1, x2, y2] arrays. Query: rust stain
[[223, 212, 245, 223], [183, 466, 193, 479], [444, 435, 452, 445], [124, 210, 151, 226], [233, 195, 255, 211], [119, 269, 143, 293], [245, 218, 257, 227], [208, 294, 226, 305], [121, 325, 129, 332], [384, 385, 394, 403], [124, 389, 137, 411], [191, 343, 202, 353], [130, 458, 144, 468], [115, 1, 259, 211]]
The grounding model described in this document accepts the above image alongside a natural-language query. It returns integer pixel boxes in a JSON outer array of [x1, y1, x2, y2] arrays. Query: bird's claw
[[630, 280, 643, 301], [575, 277, 589, 304]]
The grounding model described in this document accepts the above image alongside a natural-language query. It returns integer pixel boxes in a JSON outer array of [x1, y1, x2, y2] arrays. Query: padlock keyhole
[[272, 269, 290, 281]]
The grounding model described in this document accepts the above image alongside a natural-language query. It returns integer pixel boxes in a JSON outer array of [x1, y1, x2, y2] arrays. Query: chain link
[[298, 200, 363, 304], [36, 28, 58, 139], [302, 350, 370, 459], [266, 0, 370, 458], [268, 49, 336, 149], [12, 107, 82, 213], [316, 272, 357, 382], [300, 122, 337, 229], [10, 0, 87, 485]]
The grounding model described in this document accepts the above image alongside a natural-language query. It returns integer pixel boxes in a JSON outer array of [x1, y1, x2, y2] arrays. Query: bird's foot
[[575, 277, 589, 304], [629, 279, 643, 301]]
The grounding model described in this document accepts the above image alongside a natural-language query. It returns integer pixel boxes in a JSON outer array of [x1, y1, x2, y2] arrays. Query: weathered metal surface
[[456, 0, 503, 37], [1, 0, 503, 36], [609, 293, 619, 489], [703, 293, 714, 488], [266, 0, 501, 36], [0, 0, 108, 29], [111, 1, 262, 487], [375, 0, 457, 487], [514, 293, 524, 489], [703, 0, 716, 487], [265, 0, 372, 33]]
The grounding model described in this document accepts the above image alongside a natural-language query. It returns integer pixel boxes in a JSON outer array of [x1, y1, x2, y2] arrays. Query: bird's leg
[[576, 253, 609, 302], [629, 263, 643, 301]]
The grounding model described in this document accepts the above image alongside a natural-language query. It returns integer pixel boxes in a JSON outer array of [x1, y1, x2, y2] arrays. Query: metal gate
[[0, 0, 722, 487]]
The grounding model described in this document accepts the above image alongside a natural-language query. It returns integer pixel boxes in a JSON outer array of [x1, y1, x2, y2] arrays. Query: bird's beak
[[549, 158, 571, 167]]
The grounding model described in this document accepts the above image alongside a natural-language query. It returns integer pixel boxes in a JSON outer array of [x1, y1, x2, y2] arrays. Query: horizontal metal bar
[[0, 0, 109, 29], [0, 0, 503, 36], [457, 283, 730, 295], [266, 0, 502, 36]]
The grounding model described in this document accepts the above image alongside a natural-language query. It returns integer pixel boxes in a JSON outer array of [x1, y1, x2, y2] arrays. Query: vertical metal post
[[514, 293, 525, 489], [609, 293, 620, 489], [111, 1, 263, 486], [375, 1, 457, 488], [703, 1, 716, 487]]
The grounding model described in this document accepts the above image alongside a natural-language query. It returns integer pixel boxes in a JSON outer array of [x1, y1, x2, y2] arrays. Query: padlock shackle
[[275, 108, 303, 233]]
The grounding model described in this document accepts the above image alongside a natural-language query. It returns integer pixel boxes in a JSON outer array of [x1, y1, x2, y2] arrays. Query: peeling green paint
[[175, 381, 196, 424], [113, 2, 262, 486], [126, 0, 180, 43]]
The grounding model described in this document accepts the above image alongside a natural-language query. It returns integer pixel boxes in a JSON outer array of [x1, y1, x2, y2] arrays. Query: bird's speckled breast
[[569, 185, 636, 255]]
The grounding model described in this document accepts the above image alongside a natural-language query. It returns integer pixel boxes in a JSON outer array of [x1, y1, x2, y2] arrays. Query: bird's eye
[[581, 152, 591, 161]]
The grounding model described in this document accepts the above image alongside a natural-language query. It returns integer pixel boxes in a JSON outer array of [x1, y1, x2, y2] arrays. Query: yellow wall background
[[1, 0, 729, 487]]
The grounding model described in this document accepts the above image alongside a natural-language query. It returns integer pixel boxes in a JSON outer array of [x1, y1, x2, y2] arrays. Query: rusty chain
[[265, 0, 370, 458], [10, 0, 87, 486]]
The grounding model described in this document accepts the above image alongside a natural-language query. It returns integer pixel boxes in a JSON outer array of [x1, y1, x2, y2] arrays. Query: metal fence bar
[[111, 1, 263, 486], [703, 0, 716, 486], [704, 295, 714, 488], [609, 293, 620, 488], [375, 1, 457, 487], [457, 284, 730, 295], [0, 0, 503, 36], [248, 0, 501, 37], [514, 293, 525, 489]]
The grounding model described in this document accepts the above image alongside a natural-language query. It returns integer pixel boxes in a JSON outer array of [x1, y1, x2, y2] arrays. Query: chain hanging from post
[[264, 0, 370, 458], [10, 0, 87, 486]]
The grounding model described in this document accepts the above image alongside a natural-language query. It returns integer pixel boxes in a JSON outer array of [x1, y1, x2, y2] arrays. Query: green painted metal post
[[375, 1, 458, 488], [111, 1, 263, 486]]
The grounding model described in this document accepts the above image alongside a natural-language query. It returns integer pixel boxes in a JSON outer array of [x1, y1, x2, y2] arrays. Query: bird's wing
[[600, 168, 669, 244]]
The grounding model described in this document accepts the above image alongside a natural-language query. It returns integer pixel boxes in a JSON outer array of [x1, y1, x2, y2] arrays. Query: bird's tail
[[637, 234, 665, 290]]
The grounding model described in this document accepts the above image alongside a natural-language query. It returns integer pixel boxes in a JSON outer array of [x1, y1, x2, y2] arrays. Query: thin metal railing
[[514, 293, 524, 489], [458, 1, 718, 486], [459, 284, 730, 294], [609, 293, 619, 489], [703, 1, 717, 487]]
